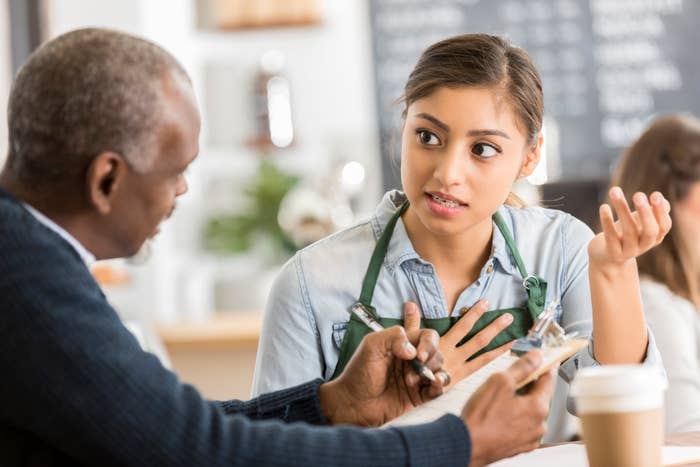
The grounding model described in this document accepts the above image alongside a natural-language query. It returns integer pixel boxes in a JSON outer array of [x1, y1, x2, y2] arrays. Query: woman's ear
[[85, 152, 127, 215], [519, 133, 544, 178]]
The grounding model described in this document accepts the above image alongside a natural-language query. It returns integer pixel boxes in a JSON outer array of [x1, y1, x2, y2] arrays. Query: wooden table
[[546, 432, 700, 466], [666, 432, 700, 466]]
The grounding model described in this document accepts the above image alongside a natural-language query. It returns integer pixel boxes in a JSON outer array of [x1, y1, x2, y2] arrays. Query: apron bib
[[331, 201, 547, 379]]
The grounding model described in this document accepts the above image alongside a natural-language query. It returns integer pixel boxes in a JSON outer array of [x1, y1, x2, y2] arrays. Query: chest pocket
[[332, 321, 348, 349]]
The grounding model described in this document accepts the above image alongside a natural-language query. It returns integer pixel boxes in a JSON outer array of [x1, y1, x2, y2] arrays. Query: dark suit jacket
[[0, 187, 471, 466]]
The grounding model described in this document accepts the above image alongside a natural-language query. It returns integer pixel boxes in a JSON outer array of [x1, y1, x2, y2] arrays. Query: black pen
[[349, 303, 436, 382]]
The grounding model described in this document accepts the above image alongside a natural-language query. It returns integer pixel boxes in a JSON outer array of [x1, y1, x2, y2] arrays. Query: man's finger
[[503, 350, 542, 385], [415, 328, 441, 364], [403, 301, 421, 334], [524, 369, 556, 410], [383, 326, 417, 361]]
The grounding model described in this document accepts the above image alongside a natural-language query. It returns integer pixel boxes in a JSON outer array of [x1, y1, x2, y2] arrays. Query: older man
[[0, 28, 553, 466]]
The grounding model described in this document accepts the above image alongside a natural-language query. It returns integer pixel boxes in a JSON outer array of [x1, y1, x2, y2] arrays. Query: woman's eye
[[472, 143, 499, 158], [417, 130, 440, 146]]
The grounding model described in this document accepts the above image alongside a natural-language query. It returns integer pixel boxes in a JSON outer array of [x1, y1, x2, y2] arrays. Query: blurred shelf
[[194, 145, 326, 176], [157, 311, 263, 349], [211, 17, 322, 30], [192, 28, 324, 62]]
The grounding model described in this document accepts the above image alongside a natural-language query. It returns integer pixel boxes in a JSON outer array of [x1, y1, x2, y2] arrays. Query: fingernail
[[650, 192, 662, 205], [502, 313, 514, 324], [610, 187, 623, 199], [481, 299, 490, 309], [524, 351, 542, 367], [634, 193, 649, 206], [419, 351, 428, 362], [403, 341, 416, 354]]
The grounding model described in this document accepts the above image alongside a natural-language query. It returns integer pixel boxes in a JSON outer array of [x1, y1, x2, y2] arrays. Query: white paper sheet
[[385, 342, 585, 427], [488, 444, 700, 467], [386, 352, 516, 427]]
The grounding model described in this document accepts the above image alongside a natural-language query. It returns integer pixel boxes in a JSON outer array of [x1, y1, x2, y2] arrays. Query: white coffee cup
[[570, 365, 667, 467]]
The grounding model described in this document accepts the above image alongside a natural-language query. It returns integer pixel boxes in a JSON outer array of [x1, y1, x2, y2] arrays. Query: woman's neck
[[402, 207, 494, 281]]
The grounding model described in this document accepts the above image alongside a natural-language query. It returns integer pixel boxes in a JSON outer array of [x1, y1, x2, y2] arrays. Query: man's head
[[2, 27, 200, 259]]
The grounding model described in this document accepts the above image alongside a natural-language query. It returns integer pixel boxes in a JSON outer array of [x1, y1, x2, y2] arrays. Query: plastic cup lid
[[570, 364, 667, 398]]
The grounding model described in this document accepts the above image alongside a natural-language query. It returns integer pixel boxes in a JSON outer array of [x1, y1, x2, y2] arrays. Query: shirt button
[[459, 307, 469, 315], [486, 264, 494, 274]]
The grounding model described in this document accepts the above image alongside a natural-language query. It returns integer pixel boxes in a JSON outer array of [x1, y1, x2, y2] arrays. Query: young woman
[[252, 34, 669, 432], [612, 114, 700, 433]]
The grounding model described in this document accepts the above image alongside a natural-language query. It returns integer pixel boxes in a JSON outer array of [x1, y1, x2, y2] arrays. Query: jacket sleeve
[[0, 234, 471, 467]]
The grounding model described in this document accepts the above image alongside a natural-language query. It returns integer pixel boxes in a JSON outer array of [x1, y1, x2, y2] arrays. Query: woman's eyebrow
[[414, 113, 510, 139], [414, 112, 450, 132], [467, 129, 510, 139]]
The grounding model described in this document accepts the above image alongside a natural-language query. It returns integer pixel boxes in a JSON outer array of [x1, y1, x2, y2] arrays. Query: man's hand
[[463, 351, 555, 467], [319, 303, 447, 427]]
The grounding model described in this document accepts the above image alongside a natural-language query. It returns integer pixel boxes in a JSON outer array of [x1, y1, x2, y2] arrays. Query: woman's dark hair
[[401, 33, 544, 144]]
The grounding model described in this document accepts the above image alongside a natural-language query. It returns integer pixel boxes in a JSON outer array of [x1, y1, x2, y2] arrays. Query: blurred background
[[1, 0, 698, 402]]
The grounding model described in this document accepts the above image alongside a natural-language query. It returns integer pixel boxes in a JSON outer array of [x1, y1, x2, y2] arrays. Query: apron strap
[[493, 211, 548, 321], [358, 200, 409, 308]]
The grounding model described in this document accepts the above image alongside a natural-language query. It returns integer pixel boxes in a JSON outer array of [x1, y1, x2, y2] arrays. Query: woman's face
[[400, 85, 541, 238]]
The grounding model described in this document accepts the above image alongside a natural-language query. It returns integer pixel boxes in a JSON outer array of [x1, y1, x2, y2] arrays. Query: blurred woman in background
[[612, 113, 700, 433]]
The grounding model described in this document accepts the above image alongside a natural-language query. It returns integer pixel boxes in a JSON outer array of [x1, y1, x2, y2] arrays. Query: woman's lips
[[424, 192, 467, 217]]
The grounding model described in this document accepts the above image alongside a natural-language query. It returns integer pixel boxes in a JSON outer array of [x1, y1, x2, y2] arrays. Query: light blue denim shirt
[[252, 191, 663, 417]]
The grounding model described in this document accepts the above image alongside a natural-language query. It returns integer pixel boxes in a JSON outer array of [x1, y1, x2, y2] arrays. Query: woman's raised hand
[[588, 187, 672, 271]]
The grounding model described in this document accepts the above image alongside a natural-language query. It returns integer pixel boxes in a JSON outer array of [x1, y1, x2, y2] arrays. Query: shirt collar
[[372, 191, 520, 275], [22, 203, 96, 266]]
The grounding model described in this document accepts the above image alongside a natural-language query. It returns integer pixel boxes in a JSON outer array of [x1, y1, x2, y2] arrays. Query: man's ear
[[519, 133, 544, 179], [85, 152, 127, 215]]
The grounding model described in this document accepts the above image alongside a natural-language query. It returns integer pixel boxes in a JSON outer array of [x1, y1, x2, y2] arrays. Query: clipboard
[[385, 338, 589, 428], [516, 338, 588, 388]]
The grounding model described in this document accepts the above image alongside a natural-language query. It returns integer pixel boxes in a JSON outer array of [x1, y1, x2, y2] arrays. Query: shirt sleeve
[[642, 283, 700, 432], [252, 254, 326, 396]]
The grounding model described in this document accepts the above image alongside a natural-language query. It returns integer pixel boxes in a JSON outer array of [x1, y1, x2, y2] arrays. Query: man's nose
[[176, 177, 189, 196]]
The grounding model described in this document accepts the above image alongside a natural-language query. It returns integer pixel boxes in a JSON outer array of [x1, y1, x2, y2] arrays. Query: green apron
[[331, 201, 548, 379]]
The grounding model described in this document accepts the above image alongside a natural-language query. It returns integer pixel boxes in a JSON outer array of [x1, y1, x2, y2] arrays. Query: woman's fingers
[[608, 186, 640, 258], [458, 341, 514, 380], [601, 188, 673, 262], [443, 300, 488, 347], [599, 202, 622, 259], [456, 313, 513, 361], [632, 192, 659, 251], [650, 191, 672, 244]]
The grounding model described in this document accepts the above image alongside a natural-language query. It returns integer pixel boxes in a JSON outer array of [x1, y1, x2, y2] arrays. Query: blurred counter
[[157, 311, 263, 400]]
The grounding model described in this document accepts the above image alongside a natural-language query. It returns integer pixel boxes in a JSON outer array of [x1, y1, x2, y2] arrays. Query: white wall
[[0, 1, 11, 167], [42, 0, 382, 321]]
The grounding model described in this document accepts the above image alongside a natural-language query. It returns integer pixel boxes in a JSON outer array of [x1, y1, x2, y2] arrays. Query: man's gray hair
[[6, 27, 189, 189]]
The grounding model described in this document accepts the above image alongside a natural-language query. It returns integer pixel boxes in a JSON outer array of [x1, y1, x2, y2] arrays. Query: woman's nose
[[433, 145, 467, 187]]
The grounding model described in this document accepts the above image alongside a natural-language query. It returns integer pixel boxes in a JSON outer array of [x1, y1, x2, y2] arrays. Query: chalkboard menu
[[369, 0, 700, 189]]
